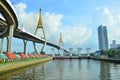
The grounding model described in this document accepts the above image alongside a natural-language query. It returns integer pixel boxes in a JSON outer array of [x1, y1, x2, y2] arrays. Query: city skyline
[[1, 0, 120, 53]]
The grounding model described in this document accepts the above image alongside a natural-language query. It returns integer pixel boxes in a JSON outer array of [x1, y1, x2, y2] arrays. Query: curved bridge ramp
[[0, 0, 18, 38]]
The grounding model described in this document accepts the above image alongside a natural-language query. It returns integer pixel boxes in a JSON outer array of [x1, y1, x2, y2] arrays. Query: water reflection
[[1, 60, 120, 80], [99, 61, 111, 80]]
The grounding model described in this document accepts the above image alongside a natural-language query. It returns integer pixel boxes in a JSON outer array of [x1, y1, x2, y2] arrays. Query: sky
[[1, 0, 120, 54]]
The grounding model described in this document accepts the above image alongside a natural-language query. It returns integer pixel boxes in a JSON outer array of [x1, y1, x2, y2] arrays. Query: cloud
[[43, 12, 63, 40], [96, 7, 120, 45], [14, 2, 92, 49], [14, 3, 38, 34], [60, 26, 92, 46]]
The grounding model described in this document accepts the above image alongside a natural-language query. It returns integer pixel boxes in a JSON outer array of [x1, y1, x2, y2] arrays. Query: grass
[[0, 57, 52, 75], [0, 58, 40, 66]]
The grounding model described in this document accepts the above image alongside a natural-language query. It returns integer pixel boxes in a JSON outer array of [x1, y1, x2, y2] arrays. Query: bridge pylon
[[33, 8, 47, 54], [58, 32, 64, 56], [51, 48, 55, 57], [69, 48, 73, 57], [86, 48, 91, 57], [78, 48, 82, 57]]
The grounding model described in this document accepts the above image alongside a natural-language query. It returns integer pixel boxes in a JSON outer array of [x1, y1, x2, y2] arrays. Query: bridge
[[0, 0, 87, 59], [0, 0, 64, 54]]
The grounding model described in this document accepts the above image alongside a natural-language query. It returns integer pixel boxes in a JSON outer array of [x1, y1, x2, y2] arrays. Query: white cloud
[[96, 7, 120, 44], [14, 3, 38, 34], [43, 12, 63, 39], [60, 26, 92, 46], [14, 2, 92, 48]]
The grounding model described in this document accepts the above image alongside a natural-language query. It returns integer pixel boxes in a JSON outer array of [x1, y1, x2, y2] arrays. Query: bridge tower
[[33, 8, 47, 54], [51, 48, 55, 57], [86, 48, 91, 57], [69, 48, 73, 57], [78, 48, 82, 57], [58, 32, 64, 56]]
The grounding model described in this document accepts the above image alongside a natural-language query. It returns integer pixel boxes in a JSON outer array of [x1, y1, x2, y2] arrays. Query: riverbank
[[90, 57, 120, 64], [0, 57, 52, 75], [53, 56, 120, 64], [53, 56, 90, 60]]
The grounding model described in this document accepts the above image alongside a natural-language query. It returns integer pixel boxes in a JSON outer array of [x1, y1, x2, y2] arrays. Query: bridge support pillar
[[51, 48, 55, 57], [7, 24, 14, 52], [59, 48, 64, 57], [70, 53, 72, 57], [0, 38, 4, 54], [40, 28, 47, 53], [33, 42, 39, 54], [23, 40, 28, 54], [78, 48, 82, 57], [69, 48, 73, 57]]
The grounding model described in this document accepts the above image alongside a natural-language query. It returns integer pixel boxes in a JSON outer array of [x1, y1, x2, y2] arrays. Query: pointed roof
[[59, 32, 63, 44], [37, 8, 43, 28]]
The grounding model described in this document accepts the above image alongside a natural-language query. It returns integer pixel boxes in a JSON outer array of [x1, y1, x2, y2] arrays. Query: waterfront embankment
[[90, 57, 120, 64], [0, 57, 52, 75]]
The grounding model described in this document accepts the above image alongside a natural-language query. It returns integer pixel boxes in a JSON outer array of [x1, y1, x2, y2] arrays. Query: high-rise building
[[98, 25, 109, 51], [110, 40, 116, 48]]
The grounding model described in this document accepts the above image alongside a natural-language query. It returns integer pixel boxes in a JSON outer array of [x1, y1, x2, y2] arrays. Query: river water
[[1, 59, 120, 80]]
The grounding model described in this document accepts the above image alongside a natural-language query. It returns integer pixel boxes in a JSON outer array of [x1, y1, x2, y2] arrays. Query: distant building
[[117, 44, 120, 48], [98, 25, 109, 51], [110, 40, 116, 49], [94, 51, 101, 56]]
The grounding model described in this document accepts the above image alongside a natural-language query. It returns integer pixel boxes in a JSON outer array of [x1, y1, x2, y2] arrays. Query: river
[[1, 59, 120, 80]]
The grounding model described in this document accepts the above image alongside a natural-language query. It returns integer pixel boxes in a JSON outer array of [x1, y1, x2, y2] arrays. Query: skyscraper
[[98, 25, 108, 51], [110, 40, 116, 48]]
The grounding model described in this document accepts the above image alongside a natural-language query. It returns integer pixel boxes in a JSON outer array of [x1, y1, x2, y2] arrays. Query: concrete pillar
[[8, 24, 14, 52], [51, 48, 55, 57], [86, 48, 90, 57], [69, 48, 73, 57], [23, 40, 28, 54], [58, 47, 64, 57], [6, 37, 9, 52], [33, 42, 39, 54], [0, 38, 4, 54], [78, 48, 82, 57], [40, 28, 47, 53]]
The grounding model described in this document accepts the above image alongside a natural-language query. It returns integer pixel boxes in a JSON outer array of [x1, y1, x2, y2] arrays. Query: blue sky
[[1, 0, 120, 53]]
